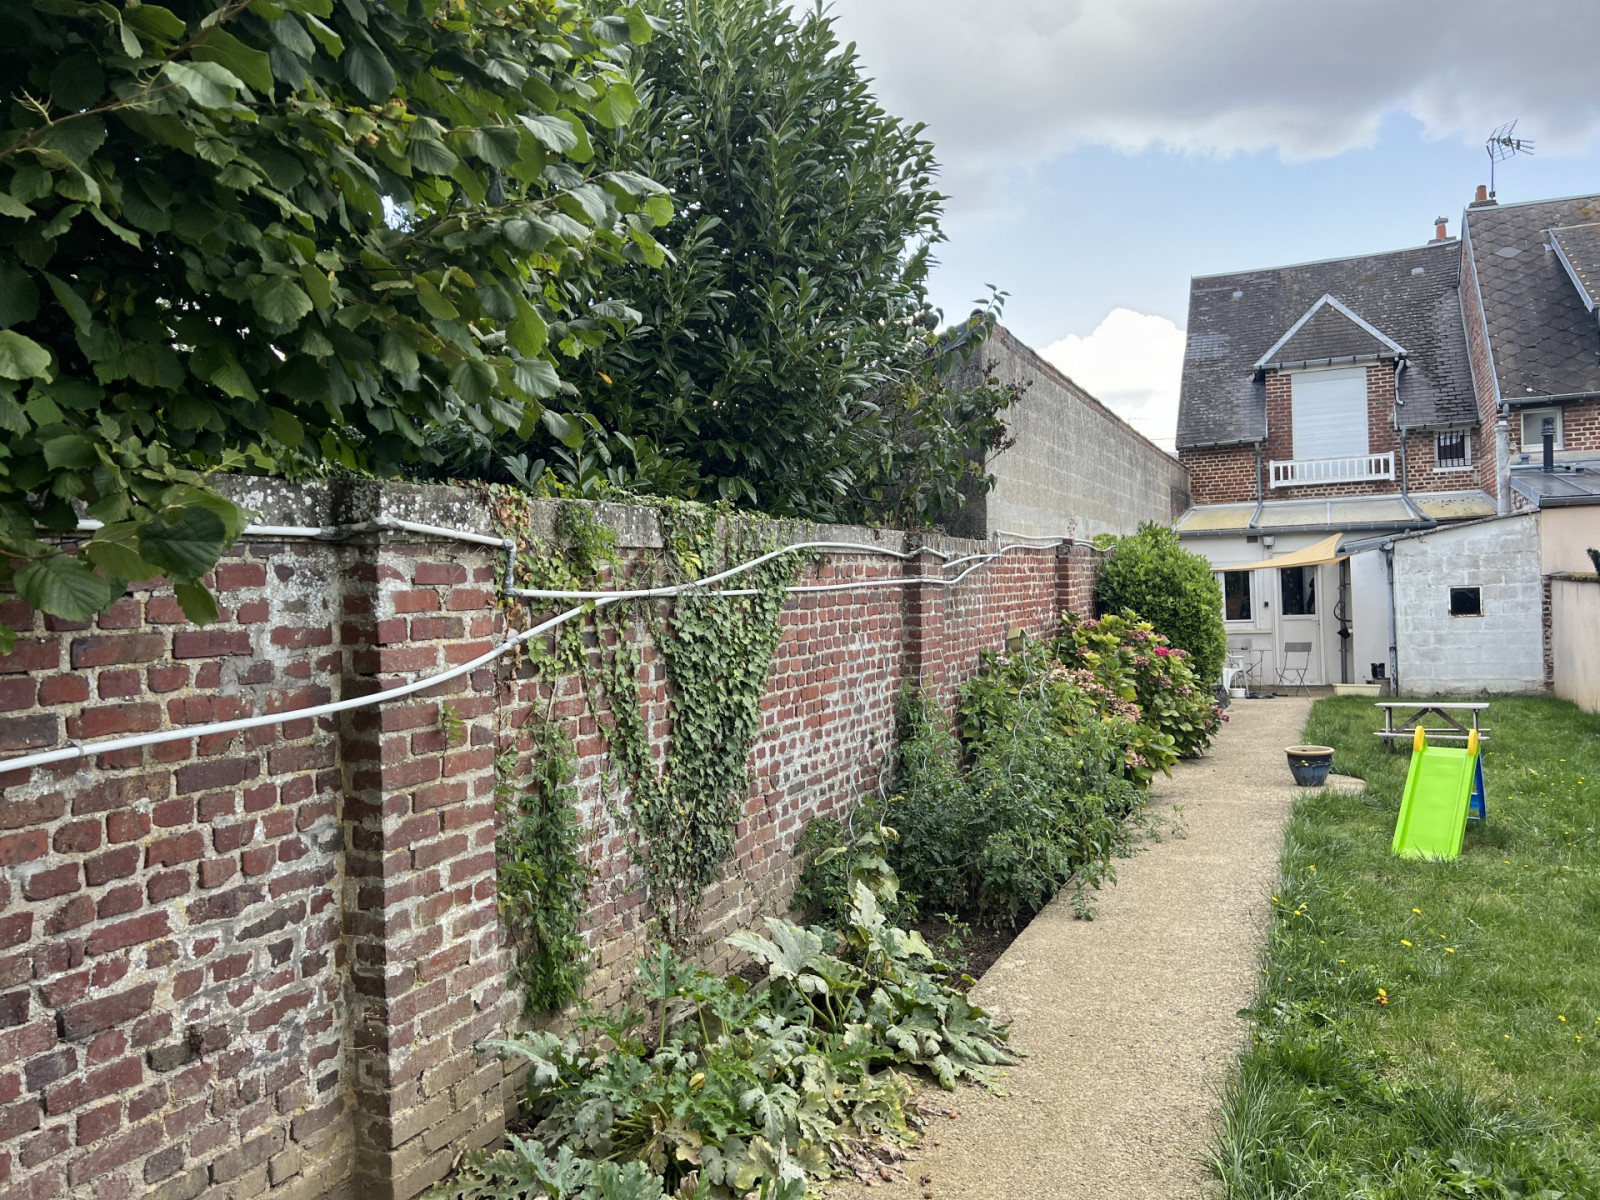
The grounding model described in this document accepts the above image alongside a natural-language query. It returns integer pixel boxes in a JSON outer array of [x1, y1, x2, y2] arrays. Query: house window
[[1280, 566, 1316, 615], [1290, 367, 1369, 460], [1220, 570, 1253, 622], [1520, 408, 1563, 451], [1449, 586, 1482, 617], [1435, 430, 1471, 471]]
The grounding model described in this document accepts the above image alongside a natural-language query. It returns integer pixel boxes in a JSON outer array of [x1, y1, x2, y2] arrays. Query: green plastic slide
[[1391, 728, 1480, 861]]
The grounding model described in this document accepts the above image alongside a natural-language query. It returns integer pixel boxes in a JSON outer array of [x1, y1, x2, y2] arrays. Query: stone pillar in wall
[[1055, 544, 1102, 619], [340, 532, 506, 1200]]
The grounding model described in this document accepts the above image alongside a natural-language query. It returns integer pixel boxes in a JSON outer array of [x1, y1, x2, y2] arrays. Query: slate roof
[[1462, 194, 1600, 403], [1177, 240, 1475, 449], [1255, 296, 1405, 369], [1547, 222, 1600, 312]]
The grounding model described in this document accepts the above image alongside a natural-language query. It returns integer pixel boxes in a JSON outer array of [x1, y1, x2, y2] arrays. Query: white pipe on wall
[[0, 534, 1071, 777]]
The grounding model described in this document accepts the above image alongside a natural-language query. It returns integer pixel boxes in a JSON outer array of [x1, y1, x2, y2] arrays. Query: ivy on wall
[[614, 505, 799, 929], [487, 487, 801, 1006], [494, 723, 589, 1013]]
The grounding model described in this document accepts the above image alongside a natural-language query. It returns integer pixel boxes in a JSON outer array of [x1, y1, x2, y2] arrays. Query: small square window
[[1435, 430, 1471, 471], [1449, 586, 1482, 617], [1520, 408, 1563, 451]]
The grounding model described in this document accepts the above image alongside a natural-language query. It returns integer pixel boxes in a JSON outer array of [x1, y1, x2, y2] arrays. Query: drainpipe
[[1383, 541, 1400, 693], [1247, 439, 1265, 528], [1496, 412, 1512, 515], [1392, 360, 1434, 527]]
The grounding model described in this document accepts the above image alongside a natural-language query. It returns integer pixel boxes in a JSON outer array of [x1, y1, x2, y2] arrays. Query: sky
[[823, 0, 1600, 451]]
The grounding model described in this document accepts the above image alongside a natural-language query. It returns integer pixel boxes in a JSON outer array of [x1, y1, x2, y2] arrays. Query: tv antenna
[[1484, 121, 1534, 198]]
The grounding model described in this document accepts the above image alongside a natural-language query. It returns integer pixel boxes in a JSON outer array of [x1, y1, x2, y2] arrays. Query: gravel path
[[831, 696, 1319, 1200]]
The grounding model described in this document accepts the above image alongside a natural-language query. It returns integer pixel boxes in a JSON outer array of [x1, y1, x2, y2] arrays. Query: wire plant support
[[0, 522, 1081, 777]]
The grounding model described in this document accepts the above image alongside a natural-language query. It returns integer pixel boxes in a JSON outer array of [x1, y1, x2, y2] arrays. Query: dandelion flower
[[1446, 948, 1456, 954], [1412, 908, 1421, 914], [1559, 1015, 1567, 1022], [1401, 939, 1413, 947]]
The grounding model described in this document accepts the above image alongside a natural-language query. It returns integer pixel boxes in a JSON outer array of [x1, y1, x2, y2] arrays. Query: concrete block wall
[[945, 325, 1190, 540], [0, 482, 1103, 1200], [1393, 514, 1545, 694]]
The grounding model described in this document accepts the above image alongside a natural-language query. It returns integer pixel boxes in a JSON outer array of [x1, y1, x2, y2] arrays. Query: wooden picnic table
[[1374, 701, 1490, 746]]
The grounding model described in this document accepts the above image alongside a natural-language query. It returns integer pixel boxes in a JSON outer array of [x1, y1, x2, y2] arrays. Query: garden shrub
[[800, 619, 1224, 932], [433, 851, 1010, 1200], [805, 673, 1144, 930], [958, 679, 1142, 925], [1094, 522, 1227, 684], [1054, 613, 1224, 763]]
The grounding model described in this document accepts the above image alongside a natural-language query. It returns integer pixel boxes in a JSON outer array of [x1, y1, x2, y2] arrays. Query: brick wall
[[0, 482, 1102, 1200], [1507, 396, 1600, 456], [1181, 369, 1491, 507], [1178, 444, 1259, 505], [1397, 427, 1485, 494]]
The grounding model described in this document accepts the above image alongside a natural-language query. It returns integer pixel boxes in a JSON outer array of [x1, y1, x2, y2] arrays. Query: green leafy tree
[[439, 0, 1012, 525], [1094, 522, 1227, 684], [0, 0, 667, 643]]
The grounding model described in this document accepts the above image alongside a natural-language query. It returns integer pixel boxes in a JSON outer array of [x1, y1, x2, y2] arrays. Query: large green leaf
[[137, 506, 229, 581], [0, 331, 52, 381], [192, 29, 274, 93], [252, 275, 314, 326], [15, 554, 115, 622], [343, 42, 395, 100], [161, 61, 239, 108], [449, 358, 496, 408], [0, 263, 39, 329], [174, 581, 220, 625]]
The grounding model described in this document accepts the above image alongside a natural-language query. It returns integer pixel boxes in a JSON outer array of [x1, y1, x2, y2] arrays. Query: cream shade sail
[[1234, 533, 1346, 571]]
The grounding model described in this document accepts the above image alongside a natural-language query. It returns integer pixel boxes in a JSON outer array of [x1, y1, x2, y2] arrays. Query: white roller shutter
[[1290, 367, 1368, 460]]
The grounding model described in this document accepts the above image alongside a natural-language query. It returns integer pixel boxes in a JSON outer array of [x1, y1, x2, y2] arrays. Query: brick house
[[1174, 188, 1600, 690]]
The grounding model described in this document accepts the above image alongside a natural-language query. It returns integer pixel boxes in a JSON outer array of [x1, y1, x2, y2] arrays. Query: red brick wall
[[0, 485, 1103, 1200], [1178, 444, 1259, 505], [1507, 396, 1600, 456], [1182, 368, 1492, 506], [1398, 426, 1483, 492]]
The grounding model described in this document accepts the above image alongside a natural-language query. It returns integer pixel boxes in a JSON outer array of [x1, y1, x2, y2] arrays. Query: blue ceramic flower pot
[[1286, 745, 1334, 787]]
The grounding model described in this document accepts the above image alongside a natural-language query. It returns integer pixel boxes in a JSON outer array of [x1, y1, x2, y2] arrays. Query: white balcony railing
[[1269, 453, 1394, 488]]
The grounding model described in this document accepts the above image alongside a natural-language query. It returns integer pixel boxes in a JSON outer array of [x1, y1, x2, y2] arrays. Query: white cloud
[[1041, 309, 1186, 451], [826, 0, 1600, 207]]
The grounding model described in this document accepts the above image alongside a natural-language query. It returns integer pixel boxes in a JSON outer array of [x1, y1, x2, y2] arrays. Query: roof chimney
[[1469, 183, 1497, 208], [1431, 216, 1449, 242]]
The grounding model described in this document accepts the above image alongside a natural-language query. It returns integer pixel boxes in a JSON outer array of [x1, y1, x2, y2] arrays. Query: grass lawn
[[1213, 695, 1600, 1199]]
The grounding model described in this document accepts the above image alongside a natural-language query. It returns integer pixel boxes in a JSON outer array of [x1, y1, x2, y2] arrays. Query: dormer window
[[1291, 367, 1369, 460]]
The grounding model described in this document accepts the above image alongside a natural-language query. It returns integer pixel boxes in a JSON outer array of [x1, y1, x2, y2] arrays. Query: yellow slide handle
[[1467, 729, 1479, 756], [1413, 726, 1426, 753]]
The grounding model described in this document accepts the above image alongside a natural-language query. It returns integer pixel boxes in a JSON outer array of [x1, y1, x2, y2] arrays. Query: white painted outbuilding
[[1389, 514, 1545, 695]]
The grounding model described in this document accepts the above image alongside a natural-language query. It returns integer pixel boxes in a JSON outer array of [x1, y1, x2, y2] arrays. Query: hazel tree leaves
[[0, 0, 669, 643]]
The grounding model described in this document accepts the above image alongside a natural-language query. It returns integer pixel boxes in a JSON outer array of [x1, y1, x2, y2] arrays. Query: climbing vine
[[616, 505, 800, 929], [485, 483, 802, 1002], [493, 725, 590, 1013]]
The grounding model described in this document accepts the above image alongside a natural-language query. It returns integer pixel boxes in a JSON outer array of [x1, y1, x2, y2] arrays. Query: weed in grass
[[1214, 696, 1600, 1199]]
